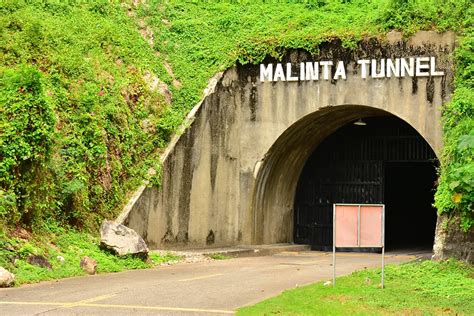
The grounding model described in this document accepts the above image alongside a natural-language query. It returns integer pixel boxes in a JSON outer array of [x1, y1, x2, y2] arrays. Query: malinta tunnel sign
[[260, 57, 444, 82], [333, 204, 385, 288]]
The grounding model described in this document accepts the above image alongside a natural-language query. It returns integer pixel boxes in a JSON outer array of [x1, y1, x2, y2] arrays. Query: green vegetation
[[0, 0, 472, 283], [0, 222, 180, 286], [0, 0, 172, 230], [2, 0, 472, 234], [1, 0, 472, 234], [434, 28, 474, 230], [238, 259, 474, 315]]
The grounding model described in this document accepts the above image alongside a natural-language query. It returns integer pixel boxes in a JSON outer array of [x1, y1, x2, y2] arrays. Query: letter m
[[260, 64, 273, 82]]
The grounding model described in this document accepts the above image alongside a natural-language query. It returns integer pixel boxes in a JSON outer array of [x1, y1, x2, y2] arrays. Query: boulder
[[80, 256, 97, 275], [0, 267, 15, 287], [100, 220, 149, 257], [433, 214, 474, 264], [27, 255, 52, 269]]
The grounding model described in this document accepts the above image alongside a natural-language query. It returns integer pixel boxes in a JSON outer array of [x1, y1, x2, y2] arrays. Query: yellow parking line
[[84, 302, 234, 314], [178, 273, 223, 282], [61, 293, 117, 308], [0, 301, 234, 314], [0, 302, 63, 306]]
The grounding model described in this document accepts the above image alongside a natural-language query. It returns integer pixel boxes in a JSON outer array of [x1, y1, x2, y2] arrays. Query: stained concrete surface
[[0, 251, 423, 315], [123, 31, 456, 250]]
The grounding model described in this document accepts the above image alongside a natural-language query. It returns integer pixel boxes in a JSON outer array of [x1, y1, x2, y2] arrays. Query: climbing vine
[[434, 33, 474, 231]]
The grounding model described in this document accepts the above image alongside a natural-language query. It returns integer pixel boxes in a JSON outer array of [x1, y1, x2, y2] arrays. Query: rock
[[80, 256, 97, 275], [27, 255, 52, 269], [142, 72, 172, 104], [13, 227, 31, 240], [323, 280, 332, 287], [100, 220, 149, 257], [0, 267, 15, 287], [433, 214, 474, 264], [57, 256, 65, 264], [386, 30, 403, 43]]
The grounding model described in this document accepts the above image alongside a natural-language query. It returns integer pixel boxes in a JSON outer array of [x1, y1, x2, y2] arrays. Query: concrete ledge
[[153, 243, 311, 259]]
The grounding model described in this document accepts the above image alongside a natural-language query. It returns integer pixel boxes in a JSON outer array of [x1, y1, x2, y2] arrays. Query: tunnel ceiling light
[[353, 118, 367, 126]]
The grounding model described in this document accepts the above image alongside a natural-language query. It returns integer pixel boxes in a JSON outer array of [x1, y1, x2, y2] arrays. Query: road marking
[[0, 302, 64, 306], [61, 293, 117, 308], [0, 301, 234, 314], [84, 303, 234, 314], [178, 273, 223, 282]]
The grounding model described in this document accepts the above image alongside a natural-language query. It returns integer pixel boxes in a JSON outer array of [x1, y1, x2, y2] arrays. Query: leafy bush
[[1, 0, 170, 230], [435, 33, 474, 230], [0, 65, 56, 225]]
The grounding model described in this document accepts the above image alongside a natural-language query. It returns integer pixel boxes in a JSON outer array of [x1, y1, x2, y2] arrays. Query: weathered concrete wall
[[433, 215, 473, 264], [123, 31, 456, 249]]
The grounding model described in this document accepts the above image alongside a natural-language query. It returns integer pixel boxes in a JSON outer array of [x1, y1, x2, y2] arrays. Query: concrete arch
[[251, 105, 438, 245]]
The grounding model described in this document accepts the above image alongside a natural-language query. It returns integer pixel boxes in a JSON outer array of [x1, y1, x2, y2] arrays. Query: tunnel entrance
[[293, 116, 438, 251]]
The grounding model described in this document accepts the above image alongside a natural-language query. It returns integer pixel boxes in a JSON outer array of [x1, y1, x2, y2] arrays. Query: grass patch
[[0, 223, 181, 286], [238, 259, 474, 315]]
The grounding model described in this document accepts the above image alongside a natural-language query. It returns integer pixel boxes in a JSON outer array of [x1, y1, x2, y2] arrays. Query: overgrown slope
[[1, 1, 175, 231], [1, 0, 472, 237]]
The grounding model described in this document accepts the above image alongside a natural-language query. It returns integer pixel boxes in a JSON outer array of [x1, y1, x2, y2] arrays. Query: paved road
[[0, 251, 419, 315]]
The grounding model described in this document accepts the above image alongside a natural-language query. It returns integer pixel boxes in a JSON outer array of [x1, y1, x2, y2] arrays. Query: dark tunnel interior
[[294, 116, 438, 251]]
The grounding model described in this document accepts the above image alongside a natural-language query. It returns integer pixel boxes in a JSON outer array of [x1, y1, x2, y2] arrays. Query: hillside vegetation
[[1, 0, 472, 241]]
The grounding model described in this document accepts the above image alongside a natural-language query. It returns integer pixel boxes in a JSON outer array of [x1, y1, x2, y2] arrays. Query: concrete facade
[[122, 31, 456, 250]]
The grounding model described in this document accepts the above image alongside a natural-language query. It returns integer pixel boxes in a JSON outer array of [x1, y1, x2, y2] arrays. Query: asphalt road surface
[[0, 251, 419, 315]]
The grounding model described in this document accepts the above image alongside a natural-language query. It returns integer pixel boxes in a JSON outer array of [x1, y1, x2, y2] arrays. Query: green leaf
[[449, 181, 460, 190], [458, 134, 474, 151]]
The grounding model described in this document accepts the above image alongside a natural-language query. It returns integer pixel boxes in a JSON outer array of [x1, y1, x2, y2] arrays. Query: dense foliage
[[1, 0, 171, 230], [1, 0, 472, 234], [434, 32, 474, 230]]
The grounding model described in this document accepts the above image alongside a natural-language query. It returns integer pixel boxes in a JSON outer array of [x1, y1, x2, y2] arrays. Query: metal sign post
[[332, 204, 336, 286], [333, 203, 385, 288]]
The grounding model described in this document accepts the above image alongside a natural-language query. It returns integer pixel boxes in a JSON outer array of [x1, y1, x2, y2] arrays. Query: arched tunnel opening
[[293, 116, 438, 251]]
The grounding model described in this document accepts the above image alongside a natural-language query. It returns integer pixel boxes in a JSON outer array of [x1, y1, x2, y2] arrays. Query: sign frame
[[332, 203, 385, 288]]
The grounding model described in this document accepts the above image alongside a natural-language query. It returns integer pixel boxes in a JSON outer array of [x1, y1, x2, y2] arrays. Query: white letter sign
[[259, 57, 445, 82]]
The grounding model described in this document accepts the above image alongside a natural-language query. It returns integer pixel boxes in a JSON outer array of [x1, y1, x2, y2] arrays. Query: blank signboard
[[360, 205, 383, 247], [334, 205, 358, 247], [334, 204, 383, 248]]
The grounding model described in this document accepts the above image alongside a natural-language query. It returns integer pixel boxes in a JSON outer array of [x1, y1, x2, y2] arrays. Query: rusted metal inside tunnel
[[252, 106, 438, 250]]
